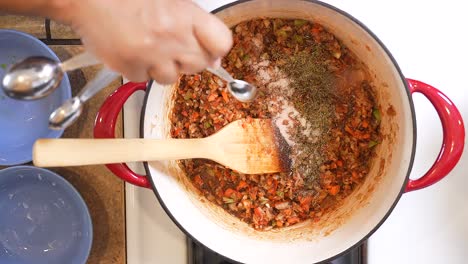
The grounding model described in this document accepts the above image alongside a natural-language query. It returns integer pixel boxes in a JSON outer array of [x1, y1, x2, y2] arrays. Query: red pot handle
[[93, 82, 151, 188], [405, 79, 465, 192]]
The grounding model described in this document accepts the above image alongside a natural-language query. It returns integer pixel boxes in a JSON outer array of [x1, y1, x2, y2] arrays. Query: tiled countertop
[[0, 16, 126, 263]]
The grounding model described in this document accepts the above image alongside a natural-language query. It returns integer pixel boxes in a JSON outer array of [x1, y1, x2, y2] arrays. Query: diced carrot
[[208, 93, 217, 102], [191, 112, 199, 120], [267, 178, 273, 185], [299, 195, 312, 212], [221, 90, 229, 102], [344, 125, 354, 135], [268, 179, 278, 194], [254, 207, 264, 218], [181, 111, 188, 117], [299, 195, 312, 206], [224, 188, 236, 198], [329, 185, 340, 196], [283, 208, 292, 216], [310, 25, 322, 41], [173, 128, 181, 137], [351, 171, 359, 179], [361, 133, 370, 139], [361, 120, 369, 128], [194, 75, 200, 81], [236, 180, 248, 191], [287, 217, 300, 224], [276, 220, 284, 227], [193, 175, 203, 187], [184, 122, 190, 129], [336, 160, 343, 167]]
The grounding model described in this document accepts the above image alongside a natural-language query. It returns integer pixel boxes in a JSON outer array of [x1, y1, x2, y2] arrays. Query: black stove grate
[[188, 238, 366, 264]]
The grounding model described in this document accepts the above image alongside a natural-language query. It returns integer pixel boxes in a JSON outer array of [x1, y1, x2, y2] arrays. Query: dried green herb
[[223, 197, 235, 204], [372, 108, 381, 122], [259, 196, 269, 205], [276, 45, 335, 127], [272, 45, 336, 183], [368, 140, 379, 148], [183, 91, 192, 100], [276, 191, 284, 198], [294, 19, 307, 27], [203, 121, 211, 129]]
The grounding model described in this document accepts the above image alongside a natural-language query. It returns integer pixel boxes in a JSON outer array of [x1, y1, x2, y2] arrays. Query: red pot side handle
[[405, 79, 465, 192], [94, 82, 151, 188]]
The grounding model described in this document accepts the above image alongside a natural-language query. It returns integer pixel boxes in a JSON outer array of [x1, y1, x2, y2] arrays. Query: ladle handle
[[60, 51, 101, 72]]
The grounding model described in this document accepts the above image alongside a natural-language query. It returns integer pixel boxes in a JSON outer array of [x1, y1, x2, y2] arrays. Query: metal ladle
[[49, 67, 119, 130], [207, 67, 257, 103], [2, 51, 100, 100]]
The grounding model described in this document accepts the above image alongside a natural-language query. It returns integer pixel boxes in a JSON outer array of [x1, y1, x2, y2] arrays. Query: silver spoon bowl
[[228, 80, 257, 103], [48, 97, 83, 130], [2, 56, 63, 100], [207, 67, 257, 102], [49, 67, 119, 130], [2, 51, 99, 100]]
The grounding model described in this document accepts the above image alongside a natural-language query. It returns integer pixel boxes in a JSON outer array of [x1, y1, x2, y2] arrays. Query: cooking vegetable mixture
[[170, 19, 381, 230]]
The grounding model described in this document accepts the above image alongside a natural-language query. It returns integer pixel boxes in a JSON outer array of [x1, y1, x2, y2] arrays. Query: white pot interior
[[142, 1, 415, 263]]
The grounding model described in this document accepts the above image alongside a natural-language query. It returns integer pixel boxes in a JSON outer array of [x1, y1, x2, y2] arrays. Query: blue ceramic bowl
[[0, 30, 72, 165], [0, 166, 92, 264]]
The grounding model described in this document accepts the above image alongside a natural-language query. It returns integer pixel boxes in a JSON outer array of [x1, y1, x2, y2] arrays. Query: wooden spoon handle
[[33, 138, 208, 167]]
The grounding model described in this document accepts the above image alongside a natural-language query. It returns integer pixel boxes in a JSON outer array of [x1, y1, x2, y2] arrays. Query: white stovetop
[[123, 1, 468, 263]]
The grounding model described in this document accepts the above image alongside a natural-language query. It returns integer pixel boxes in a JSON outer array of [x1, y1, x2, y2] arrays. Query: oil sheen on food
[[170, 18, 381, 230]]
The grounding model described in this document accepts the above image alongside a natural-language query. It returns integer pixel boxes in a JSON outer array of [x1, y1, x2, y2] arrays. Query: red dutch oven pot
[[94, 1, 465, 263]]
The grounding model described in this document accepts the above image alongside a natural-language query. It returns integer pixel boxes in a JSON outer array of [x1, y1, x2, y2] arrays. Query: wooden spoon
[[33, 119, 291, 174]]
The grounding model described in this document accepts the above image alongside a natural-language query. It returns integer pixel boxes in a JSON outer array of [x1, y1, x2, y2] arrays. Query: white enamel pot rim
[[93, 0, 465, 263]]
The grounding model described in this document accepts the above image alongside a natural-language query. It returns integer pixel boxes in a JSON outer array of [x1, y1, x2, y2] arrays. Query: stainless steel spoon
[[207, 67, 257, 102], [2, 51, 100, 100], [49, 67, 119, 130]]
